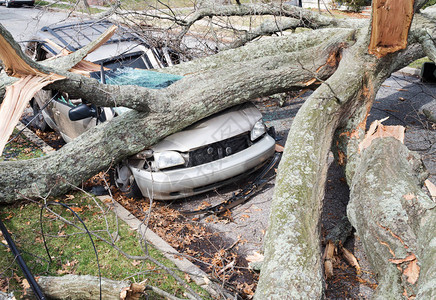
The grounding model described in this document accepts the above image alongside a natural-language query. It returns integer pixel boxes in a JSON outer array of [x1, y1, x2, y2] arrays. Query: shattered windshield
[[91, 67, 183, 89]]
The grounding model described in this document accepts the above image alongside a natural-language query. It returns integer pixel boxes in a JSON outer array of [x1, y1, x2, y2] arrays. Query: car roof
[[34, 20, 176, 68], [38, 20, 148, 52]]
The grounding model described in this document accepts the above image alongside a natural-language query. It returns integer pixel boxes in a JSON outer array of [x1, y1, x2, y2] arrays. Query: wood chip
[[359, 118, 405, 152], [324, 241, 335, 279], [425, 179, 436, 202], [340, 245, 361, 274]]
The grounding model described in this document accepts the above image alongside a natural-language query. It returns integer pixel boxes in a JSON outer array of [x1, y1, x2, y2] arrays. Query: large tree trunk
[[0, 27, 347, 203], [347, 137, 436, 298], [255, 29, 384, 298], [255, 6, 436, 299]]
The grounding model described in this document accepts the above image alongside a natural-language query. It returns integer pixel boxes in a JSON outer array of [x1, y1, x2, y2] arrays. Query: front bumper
[[130, 134, 276, 200]]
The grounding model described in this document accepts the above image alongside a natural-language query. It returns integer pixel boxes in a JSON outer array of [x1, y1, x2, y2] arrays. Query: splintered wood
[[0, 75, 63, 154], [70, 60, 107, 76], [368, 0, 415, 57], [359, 117, 405, 152], [0, 29, 64, 154], [0, 33, 44, 77], [0, 24, 117, 155]]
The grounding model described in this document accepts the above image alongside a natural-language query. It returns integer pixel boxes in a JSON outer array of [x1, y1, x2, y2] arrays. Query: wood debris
[[368, 0, 414, 57], [0, 75, 64, 154], [0, 24, 117, 155], [324, 241, 335, 279], [340, 244, 361, 274], [424, 179, 436, 202], [359, 117, 405, 152]]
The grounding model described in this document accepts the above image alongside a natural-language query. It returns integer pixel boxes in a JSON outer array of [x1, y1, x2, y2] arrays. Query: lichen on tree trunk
[[255, 32, 380, 298], [23, 275, 131, 300], [347, 137, 436, 298]]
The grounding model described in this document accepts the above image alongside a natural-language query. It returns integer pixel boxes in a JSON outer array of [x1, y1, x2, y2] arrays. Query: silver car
[[119, 103, 276, 200], [29, 21, 276, 200]]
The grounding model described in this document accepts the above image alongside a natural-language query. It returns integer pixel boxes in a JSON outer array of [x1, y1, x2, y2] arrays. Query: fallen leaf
[[131, 260, 141, 266], [404, 259, 420, 284], [389, 253, 416, 264], [246, 251, 264, 263], [275, 144, 285, 152], [403, 193, 415, 201], [239, 214, 250, 220], [21, 279, 30, 290], [119, 288, 128, 300], [70, 207, 83, 213]]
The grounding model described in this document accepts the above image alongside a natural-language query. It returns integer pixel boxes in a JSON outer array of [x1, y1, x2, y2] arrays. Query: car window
[[25, 41, 55, 61]]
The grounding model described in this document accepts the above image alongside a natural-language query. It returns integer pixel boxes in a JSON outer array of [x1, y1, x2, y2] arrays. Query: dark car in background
[[0, 0, 34, 7], [27, 20, 276, 200]]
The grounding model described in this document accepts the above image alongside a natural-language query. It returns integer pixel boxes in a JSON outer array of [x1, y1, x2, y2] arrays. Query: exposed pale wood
[[340, 245, 361, 273], [347, 138, 436, 298], [323, 241, 335, 279], [0, 34, 46, 78], [368, 0, 415, 57], [358, 118, 405, 151], [70, 60, 107, 76], [0, 24, 117, 155], [0, 74, 64, 154]]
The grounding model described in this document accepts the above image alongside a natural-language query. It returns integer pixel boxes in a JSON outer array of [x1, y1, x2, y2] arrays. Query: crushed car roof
[[39, 20, 147, 53]]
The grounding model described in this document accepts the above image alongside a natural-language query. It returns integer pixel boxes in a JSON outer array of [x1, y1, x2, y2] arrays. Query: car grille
[[186, 133, 251, 167]]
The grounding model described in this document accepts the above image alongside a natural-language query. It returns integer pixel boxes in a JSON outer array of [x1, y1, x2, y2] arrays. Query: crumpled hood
[[151, 102, 262, 152]]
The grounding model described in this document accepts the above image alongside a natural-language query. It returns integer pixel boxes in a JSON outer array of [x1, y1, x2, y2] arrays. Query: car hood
[[151, 102, 262, 152]]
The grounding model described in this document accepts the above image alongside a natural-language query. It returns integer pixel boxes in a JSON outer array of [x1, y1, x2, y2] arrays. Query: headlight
[[250, 119, 266, 141], [154, 151, 186, 170]]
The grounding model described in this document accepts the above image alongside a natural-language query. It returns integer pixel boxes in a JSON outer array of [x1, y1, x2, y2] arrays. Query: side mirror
[[69, 104, 97, 121]]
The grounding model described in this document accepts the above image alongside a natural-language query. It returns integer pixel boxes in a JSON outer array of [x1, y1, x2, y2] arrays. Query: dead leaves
[[403, 259, 420, 285], [120, 282, 146, 300], [56, 259, 79, 275], [69, 206, 83, 213], [389, 253, 420, 285]]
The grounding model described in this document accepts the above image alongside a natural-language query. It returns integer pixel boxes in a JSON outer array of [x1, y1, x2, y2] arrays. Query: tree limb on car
[[0, 2, 436, 299]]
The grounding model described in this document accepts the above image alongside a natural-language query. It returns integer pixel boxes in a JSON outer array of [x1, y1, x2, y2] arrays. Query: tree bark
[[255, 29, 381, 299], [1, 2, 436, 299], [23, 275, 131, 300], [255, 5, 436, 298], [347, 137, 436, 298], [0, 28, 348, 203]]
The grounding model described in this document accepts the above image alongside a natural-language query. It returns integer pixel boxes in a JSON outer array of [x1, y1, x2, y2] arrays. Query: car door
[[50, 98, 97, 142]]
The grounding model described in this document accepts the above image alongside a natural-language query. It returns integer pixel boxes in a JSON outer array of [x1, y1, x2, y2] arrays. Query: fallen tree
[[1, 0, 436, 299]]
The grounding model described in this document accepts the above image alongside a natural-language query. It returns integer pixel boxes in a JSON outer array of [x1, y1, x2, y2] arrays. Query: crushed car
[[28, 20, 276, 200]]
